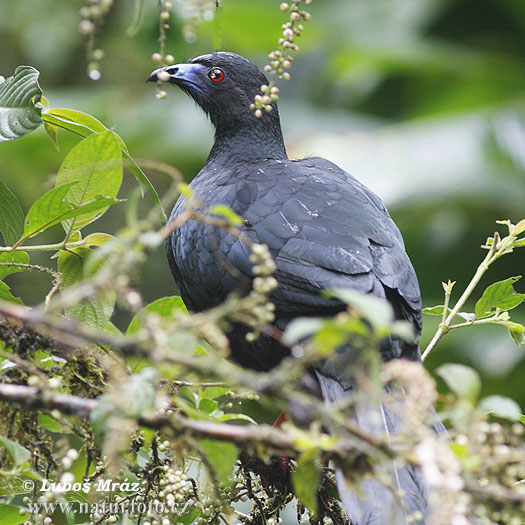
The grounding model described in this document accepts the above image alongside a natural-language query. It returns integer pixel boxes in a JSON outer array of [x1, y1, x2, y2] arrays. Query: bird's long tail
[[315, 372, 428, 525]]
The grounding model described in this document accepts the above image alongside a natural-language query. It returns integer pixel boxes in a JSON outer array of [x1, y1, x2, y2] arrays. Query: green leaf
[[436, 363, 481, 404], [199, 398, 219, 415], [199, 438, 238, 486], [479, 395, 522, 421], [44, 119, 59, 149], [208, 205, 244, 226], [0, 503, 29, 525], [500, 321, 525, 346], [83, 232, 116, 247], [475, 276, 525, 319], [328, 288, 393, 329], [292, 449, 321, 514], [127, 296, 188, 335], [22, 181, 76, 238], [21, 182, 121, 242], [0, 436, 31, 467], [0, 179, 24, 245], [0, 65, 42, 142], [58, 247, 115, 330], [0, 251, 29, 280], [201, 386, 229, 400], [38, 413, 63, 433], [422, 305, 474, 322], [55, 131, 123, 231], [217, 413, 257, 424], [0, 281, 23, 304]]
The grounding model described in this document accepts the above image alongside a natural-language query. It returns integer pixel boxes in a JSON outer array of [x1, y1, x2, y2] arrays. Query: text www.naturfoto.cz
[[29, 501, 178, 516]]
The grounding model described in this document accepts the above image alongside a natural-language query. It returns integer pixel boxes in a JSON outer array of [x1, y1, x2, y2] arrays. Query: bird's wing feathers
[[169, 157, 421, 328], [224, 158, 421, 326]]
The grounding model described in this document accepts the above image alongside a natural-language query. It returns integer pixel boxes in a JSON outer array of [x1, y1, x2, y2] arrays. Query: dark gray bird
[[148, 52, 433, 524]]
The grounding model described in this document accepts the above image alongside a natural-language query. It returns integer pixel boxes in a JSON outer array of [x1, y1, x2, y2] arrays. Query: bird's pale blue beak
[[147, 63, 205, 92]]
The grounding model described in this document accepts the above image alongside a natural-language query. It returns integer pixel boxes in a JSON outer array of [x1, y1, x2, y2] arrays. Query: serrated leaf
[[0, 436, 31, 467], [127, 296, 188, 335], [292, 449, 321, 514], [0, 503, 29, 525], [480, 395, 522, 421], [475, 277, 525, 318], [199, 438, 238, 486], [58, 247, 115, 330], [0, 251, 29, 280], [436, 363, 481, 404], [0, 281, 23, 304], [56, 131, 123, 231], [328, 288, 393, 329], [0, 65, 42, 142], [0, 179, 24, 245]]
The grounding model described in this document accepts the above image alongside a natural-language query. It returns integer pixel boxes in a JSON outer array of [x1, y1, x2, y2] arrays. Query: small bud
[[92, 49, 105, 61], [265, 105, 273, 113], [290, 12, 301, 21], [152, 52, 162, 62], [156, 90, 168, 99], [165, 1, 173, 8], [160, 11, 170, 20], [165, 54, 175, 64], [79, 20, 94, 34], [282, 72, 290, 80], [280, 3, 289, 11], [283, 28, 294, 39], [254, 109, 263, 118]]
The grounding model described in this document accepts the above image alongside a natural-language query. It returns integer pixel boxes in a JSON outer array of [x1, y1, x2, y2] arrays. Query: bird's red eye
[[208, 67, 225, 83]]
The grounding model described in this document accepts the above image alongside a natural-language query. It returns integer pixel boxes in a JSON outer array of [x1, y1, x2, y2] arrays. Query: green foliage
[[58, 247, 116, 330], [0, 180, 24, 245], [55, 131, 123, 232], [293, 449, 321, 515], [475, 277, 525, 319], [0, 66, 42, 142]]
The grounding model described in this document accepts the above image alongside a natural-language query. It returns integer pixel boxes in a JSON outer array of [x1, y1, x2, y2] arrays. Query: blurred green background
[[1, 0, 524, 406]]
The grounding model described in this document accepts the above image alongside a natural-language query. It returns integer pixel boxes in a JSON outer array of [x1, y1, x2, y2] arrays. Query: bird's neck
[[206, 115, 287, 166]]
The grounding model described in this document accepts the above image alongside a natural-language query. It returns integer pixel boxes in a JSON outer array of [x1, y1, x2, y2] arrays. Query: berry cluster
[[78, 0, 115, 80], [151, 0, 175, 99], [252, 0, 312, 116]]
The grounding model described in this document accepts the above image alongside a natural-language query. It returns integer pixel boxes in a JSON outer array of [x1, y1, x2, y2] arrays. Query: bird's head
[[147, 52, 282, 137]]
